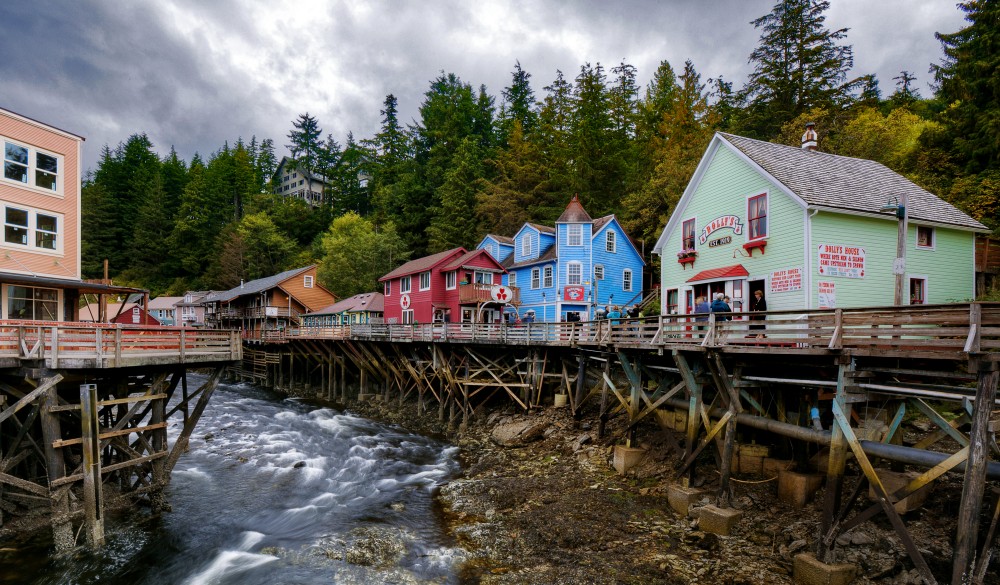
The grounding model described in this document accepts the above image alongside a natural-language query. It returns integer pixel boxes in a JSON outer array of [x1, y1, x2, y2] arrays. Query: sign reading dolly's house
[[699, 215, 743, 244], [817, 244, 866, 279]]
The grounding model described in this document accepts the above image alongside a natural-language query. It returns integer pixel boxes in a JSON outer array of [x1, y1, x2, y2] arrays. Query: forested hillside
[[81, 0, 1000, 298]]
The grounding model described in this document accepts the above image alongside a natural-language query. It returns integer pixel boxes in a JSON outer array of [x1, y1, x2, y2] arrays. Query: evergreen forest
[[81, 0, 1000, 299]]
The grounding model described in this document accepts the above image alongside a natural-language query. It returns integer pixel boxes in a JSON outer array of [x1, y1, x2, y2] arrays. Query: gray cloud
[[0, 0, 965, 173]]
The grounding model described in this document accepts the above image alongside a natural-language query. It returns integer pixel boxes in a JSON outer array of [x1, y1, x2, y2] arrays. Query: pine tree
[[534, 70, 575, 218], [739, 0, 857, 138], [426, 137, 485, 251], [286, 113, 323, 173], [889, 71, 919, 108], [475, 121, 547, 235], [500, 61, 538, 140]]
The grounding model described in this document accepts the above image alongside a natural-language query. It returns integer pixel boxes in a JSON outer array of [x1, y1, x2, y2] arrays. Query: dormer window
[[521, 234, 532, 257]]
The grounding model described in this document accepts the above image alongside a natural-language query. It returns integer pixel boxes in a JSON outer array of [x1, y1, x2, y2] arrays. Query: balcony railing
[[458, 283, 520, 305]]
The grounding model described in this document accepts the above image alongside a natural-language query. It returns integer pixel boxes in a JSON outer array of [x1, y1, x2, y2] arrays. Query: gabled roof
[[507, 243, 558, 270], [556, 194, 593, 223], [654, 132, 988, 255], [527, 223, 556, 234], [591, 214, 647, 265], [148, 296, 183, 310], [720, 133, 986, 230], [482, 234, 514, 245], [379, 248, 465, 281], [686, 264, 749, 283], [592, 215, 613, 232], [273, 156, 328, 184], [311, 292, 384, 316], [442, 249, 507, 272], [204, 266, 316, 303]]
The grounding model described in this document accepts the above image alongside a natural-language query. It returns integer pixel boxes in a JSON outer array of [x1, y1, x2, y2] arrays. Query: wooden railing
[[287, 302, 1000, 358], [0, 321, 242, 369]]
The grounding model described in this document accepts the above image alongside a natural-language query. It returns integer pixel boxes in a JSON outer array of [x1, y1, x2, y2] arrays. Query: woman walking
[[749, 290, 767, 338]]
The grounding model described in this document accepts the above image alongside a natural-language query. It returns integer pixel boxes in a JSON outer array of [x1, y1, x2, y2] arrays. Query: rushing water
[[1, 378, 464, 584]]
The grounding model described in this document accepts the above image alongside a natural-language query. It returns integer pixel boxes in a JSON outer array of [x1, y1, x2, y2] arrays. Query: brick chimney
[[801, 122, 818, 151]]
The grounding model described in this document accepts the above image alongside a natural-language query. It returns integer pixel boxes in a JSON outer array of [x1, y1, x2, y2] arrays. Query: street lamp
[[880, 195, 908, 305]]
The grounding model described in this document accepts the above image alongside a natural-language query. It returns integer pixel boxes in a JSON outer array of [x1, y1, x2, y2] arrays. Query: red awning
[[686, 264, 749, 283]]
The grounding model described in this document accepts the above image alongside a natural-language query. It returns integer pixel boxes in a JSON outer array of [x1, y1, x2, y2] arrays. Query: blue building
[[478, 195, 645, 322]]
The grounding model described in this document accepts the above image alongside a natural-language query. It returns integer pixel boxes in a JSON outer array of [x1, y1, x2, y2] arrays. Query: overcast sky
[[0, 1, 966, 173]]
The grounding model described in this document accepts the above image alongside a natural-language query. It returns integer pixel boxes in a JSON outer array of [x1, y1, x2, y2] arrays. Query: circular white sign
[[491, 285, 512, 303], [400, 294, 411, 309]]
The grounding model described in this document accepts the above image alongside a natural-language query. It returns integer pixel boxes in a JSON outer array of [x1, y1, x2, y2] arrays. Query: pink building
[[379, 248, 517, 324]]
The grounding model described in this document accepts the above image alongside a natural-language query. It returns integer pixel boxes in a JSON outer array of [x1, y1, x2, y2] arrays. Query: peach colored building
[[0, 107, 141, 321]]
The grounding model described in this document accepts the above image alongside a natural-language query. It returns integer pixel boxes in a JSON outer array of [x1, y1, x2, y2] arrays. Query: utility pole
[[891, 193, 909, 305]]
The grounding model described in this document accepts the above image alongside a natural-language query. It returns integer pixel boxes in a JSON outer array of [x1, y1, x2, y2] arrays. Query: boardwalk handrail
[[0, 321, 242, 368], [289, 302, 1000, 357]]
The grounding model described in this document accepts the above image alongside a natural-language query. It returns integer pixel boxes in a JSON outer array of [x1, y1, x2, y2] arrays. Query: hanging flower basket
[[677, 249, 697, 267]]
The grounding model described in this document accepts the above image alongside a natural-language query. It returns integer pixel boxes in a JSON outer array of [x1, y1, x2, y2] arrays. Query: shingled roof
[[204, 266, 315, 303], [720, 133, 987, 231], [556, 194, 593, 223], [312, 292, 384, 315], [379, 248, 464, 281]]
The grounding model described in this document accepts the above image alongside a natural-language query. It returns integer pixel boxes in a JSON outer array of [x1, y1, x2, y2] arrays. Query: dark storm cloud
[[0, 0, 966, 173]]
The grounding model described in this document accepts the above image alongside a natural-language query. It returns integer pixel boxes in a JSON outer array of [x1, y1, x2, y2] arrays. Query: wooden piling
[[80, 383, 104, 547]]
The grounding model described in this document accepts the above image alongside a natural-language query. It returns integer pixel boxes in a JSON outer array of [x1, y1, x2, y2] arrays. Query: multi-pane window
[[508, 272, 516, 288], [402, 309, 414, 324], [916, 226, 934, 249], [521, 234, 531, 257], [623, 269, 633, 292], [8, 285, 58, 321], [400, 276, 411, 293], [35, 214, 57, 250], [445, 272, 456, 289], [748, 193, 767, 239], [419, 271, 431, 290], [303, 275, 314, 288], [682, 219, 696, 251], [3, 140, 59, 193], [5, 207, 28, 246], [909, 278, 926, 304], [568, 224, 582, 246], [567, 262, 582, 285], [606, 230, 616, 253], [531, 268, 540, 289], [594, 265, 604, 280], [385, 281, 391, 296], [543, 266, 553, 288]]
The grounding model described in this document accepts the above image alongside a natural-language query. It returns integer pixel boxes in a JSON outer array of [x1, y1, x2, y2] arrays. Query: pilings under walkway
[[239, 333, 1000, 585]]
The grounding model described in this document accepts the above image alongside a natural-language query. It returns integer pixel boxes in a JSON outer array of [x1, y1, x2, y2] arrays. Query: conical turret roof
[[556, 194, 592, 223]]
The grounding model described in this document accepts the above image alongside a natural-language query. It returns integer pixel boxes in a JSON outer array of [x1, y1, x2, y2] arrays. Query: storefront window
[[8, 285, 58, 320]]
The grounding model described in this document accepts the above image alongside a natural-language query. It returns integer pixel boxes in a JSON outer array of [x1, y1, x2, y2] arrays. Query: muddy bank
[[327, 394, 993, 585]]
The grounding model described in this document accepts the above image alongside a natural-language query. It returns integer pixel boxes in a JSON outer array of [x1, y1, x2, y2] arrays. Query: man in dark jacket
[[710, 293, 732, 320]]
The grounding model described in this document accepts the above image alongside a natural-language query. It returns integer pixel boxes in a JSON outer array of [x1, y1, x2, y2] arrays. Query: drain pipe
[[660, 397, 1000, 479]]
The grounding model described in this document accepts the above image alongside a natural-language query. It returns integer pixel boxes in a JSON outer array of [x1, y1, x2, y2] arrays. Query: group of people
[[694, 290, 767, 338], [594, 305, 639, 326]]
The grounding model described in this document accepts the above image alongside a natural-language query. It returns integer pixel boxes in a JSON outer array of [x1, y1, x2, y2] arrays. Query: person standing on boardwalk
[[608, 305, 622, 326], [710, 293, 731, 321], [694, 296, 711, 330], [749, 289, 767, 338]]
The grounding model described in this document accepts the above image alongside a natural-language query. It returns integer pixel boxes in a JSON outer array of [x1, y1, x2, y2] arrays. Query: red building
[[379, 248, 518, 324]]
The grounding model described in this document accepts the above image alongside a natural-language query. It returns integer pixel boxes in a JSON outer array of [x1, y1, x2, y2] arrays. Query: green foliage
[[210, 212, 298, 288], [286, 113, 323, 173], [317, 212, 408, 298]]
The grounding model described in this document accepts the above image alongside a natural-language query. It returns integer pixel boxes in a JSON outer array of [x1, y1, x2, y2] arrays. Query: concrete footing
[[612, 445, 646, 475], [697, 504, 742, 536], [778, 470, 824, 508], [667, 484, 709, 516], [793, 552, 857, 585], [868, 469, 932, 514]]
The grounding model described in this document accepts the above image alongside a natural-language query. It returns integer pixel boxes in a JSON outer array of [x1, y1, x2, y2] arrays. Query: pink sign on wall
[[769, 268, 802, 293], [817, 244, 866, 278]]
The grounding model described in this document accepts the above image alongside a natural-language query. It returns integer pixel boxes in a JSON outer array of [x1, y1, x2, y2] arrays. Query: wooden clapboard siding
[[278, 266, 336, 312]]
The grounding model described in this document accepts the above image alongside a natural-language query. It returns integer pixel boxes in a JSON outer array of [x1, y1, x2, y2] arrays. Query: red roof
[[686, 264, 749, 283], [379, 248, 465, 281], [442, 248, 506, 272]]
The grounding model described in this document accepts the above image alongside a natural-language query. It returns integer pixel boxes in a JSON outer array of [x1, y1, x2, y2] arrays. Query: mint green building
[[652, 132, 988, 316]]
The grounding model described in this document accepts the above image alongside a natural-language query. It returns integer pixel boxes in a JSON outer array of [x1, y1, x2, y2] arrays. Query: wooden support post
[[598, 359, 610, 438], [952, 359, 998, 585], [718, 416, 737, 508], [40, 378, 73, 550], [618, 352, 642, 447], [674, 351, 703, 486], [819, 358, 853, 563], [80, 383, 104, 547], [573, 354, 586, 418]]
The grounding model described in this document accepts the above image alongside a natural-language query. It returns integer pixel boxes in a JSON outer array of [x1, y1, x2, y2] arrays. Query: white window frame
[[606, 230, 616, 253], [401, 309, 414, 324], [568, 224, 582, 246], [594, 265, 604, 280], [531, 267, 540, 290], [445, 271, 457, 290], [2, 137, 62, 196], [1, 202, 63, 255], [400, 275, 411, 294], [567, 261, 582, 285], [508, 272, 516, 289], [543, 265, 553, 288], [303, 275, 314, 288], [915, 225, 935, 250], [623, 269, 633, 292], [384, 281, 391, 296], [419, 271, 431, 291]]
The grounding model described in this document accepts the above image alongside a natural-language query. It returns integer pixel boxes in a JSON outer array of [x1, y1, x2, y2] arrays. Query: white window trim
[[0, 202, 64, 256], [419, 270, 431, 291], [303, 275, 314, 288], [567, 261, 582, 285], [606, 230, 616, 253], [568, 224, 582, 246], [401, 309, 414, 324], [445, 271, 457, 290], [508, 272, 516, 288], [914, 225, 936, 251], [908, 274, 929, 305], [1, 136, 63, 197], [543, 265, 553, 289], [623, 268, 633, 292], [594, 264, 604, 280], [745, 191, 769, 242], [385, 281, 391, 296], [400, 275, 411, 294], [521, 234, 531, 257], [531, 267, 540, 290]]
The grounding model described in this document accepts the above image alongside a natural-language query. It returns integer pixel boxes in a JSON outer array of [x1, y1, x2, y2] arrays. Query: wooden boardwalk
[[264, 302, 999, 584], [0, 322, 241, 550]]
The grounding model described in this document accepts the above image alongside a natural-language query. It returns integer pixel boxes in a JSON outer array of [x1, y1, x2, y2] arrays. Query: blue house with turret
[[478, 195, 645, 322]]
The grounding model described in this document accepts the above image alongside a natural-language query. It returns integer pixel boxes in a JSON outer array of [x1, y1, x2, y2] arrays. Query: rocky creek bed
[[323, 394, 996, 585]]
